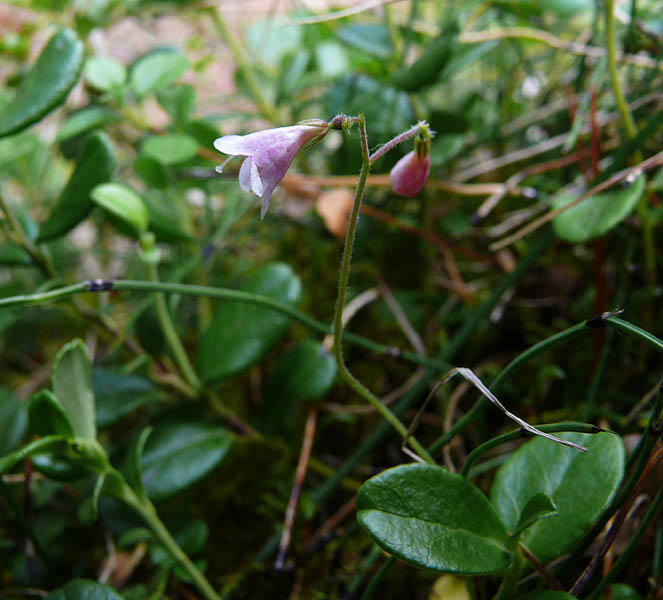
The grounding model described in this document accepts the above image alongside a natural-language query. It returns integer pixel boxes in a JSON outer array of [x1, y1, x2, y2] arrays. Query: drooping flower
[[389, 150, 430, 197], [214, 120, 328, 218]]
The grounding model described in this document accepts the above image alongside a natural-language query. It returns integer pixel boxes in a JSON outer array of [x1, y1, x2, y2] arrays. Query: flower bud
[[389, 150, 430, 197]]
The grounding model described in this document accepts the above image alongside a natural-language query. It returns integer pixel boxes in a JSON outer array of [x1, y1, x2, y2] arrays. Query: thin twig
[[282, 0, 407, 26], [275, 407, 318, 570], [490, 151, 663, 251], [459, 26, 662, 70], [453, 93, 662, 182]]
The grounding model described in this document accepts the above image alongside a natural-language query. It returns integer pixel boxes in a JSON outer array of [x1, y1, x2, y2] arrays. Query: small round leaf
[[357, 464, 512, 574]]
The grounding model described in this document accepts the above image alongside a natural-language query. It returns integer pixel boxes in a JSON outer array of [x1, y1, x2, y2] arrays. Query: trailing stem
[[332, 114, 434, 465]]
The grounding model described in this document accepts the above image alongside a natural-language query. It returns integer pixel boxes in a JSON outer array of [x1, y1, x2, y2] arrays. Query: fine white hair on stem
[[403, 367, 587, 462]]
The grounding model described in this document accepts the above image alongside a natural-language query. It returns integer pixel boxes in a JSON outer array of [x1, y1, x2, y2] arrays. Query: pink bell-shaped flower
[[214, 120, 328, 218], [389, 150, 430, 197]]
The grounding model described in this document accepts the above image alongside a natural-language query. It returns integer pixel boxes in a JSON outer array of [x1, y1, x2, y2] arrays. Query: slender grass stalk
[[0, 280, 449, 372], [459, 422, 602, 478], [332, 114, 434, 465], [604, 0, 654, 285], [428, 319, 590, 455], [0, 190, 55, 278], [147, 263, 201, 392]]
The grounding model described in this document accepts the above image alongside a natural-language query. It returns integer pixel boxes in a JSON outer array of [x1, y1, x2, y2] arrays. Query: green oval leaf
[[47, 578, 127, 600], [93, 368, 156, 428], [262, 339, 337, 432], [0, 28, 84, 138], [0, 243, 30, 266], [142, 133, 199, 165], [32, 451, 94, 482], [51, 339, 96, 440], [131, 49, 189, 97], [84, 56, 127, 92], [38, 131, 115, 242], [140, 422, 233, 501], [56, 106, 120, 142], [28, 389, 75, 439], [490, 432, 624, 562], [392, 26, 458, 91], [552, 175, 646, 243], [0, 386, 27, 455], [197, 262, 302, 383], [265, 339, 337, 405], [91, 182, 149, 235], [357, 464, 512, 574]]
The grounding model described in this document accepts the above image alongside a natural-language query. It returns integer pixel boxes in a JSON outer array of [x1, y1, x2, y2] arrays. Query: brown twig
[[275, 406, 318, 570], [490, 151, 663, 251], [519, 542, 565, 590], [570, 447, 663, 596]]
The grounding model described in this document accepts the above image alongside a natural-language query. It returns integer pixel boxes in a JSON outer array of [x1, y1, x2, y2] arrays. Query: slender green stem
[[332, 114, 434, 465], [605, 316, 663, 352], [0, 280, 449, 372], [251, 230, 552, 570], [147, 264, 202, 392], [459, 422, 602, 478], [119, 482, 220, 600], [605, 0, 654, 285], [496, 543, 523, 600], [361, 556, 395, 600], [605, 0, 638, 140], [0, 190, 55, 278], [207, 7, 281, 123]]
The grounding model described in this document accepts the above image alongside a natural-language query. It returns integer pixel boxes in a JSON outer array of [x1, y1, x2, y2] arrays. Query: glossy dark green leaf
[[552, 175, 646, 243], [47, 579, 126, 600], [93, 368, 156, 428], [0, 29, 84, 138], [131, 49, 189, 97], [55, 106, 120, 142], [0, 386, 27, 455], [123, 427, 152, 498], [490, 432, 624, 562], [91, 182, 149, 235], [142, 133, 199, 165], [28, 389, 75, 439], [265, 340, 336, 404], [512, 493, 556, 538], [51, 339, 96, 440], [0, 243, 30, 266], [84, 56, 127, 91], [37, 131, 115, 242], [262, 340, 336, 432], [197, 262, 302, 383], [140, 422, 233, 501], [392, 25, 458, 91], [357, 464, 512, 574]]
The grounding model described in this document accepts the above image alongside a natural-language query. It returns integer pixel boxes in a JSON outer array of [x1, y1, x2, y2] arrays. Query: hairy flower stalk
[[214, 119, 329, 218]]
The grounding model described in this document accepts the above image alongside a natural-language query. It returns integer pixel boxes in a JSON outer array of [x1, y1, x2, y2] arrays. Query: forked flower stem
[[369, 123, 423, 164], [332, 114, 434, 465]]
